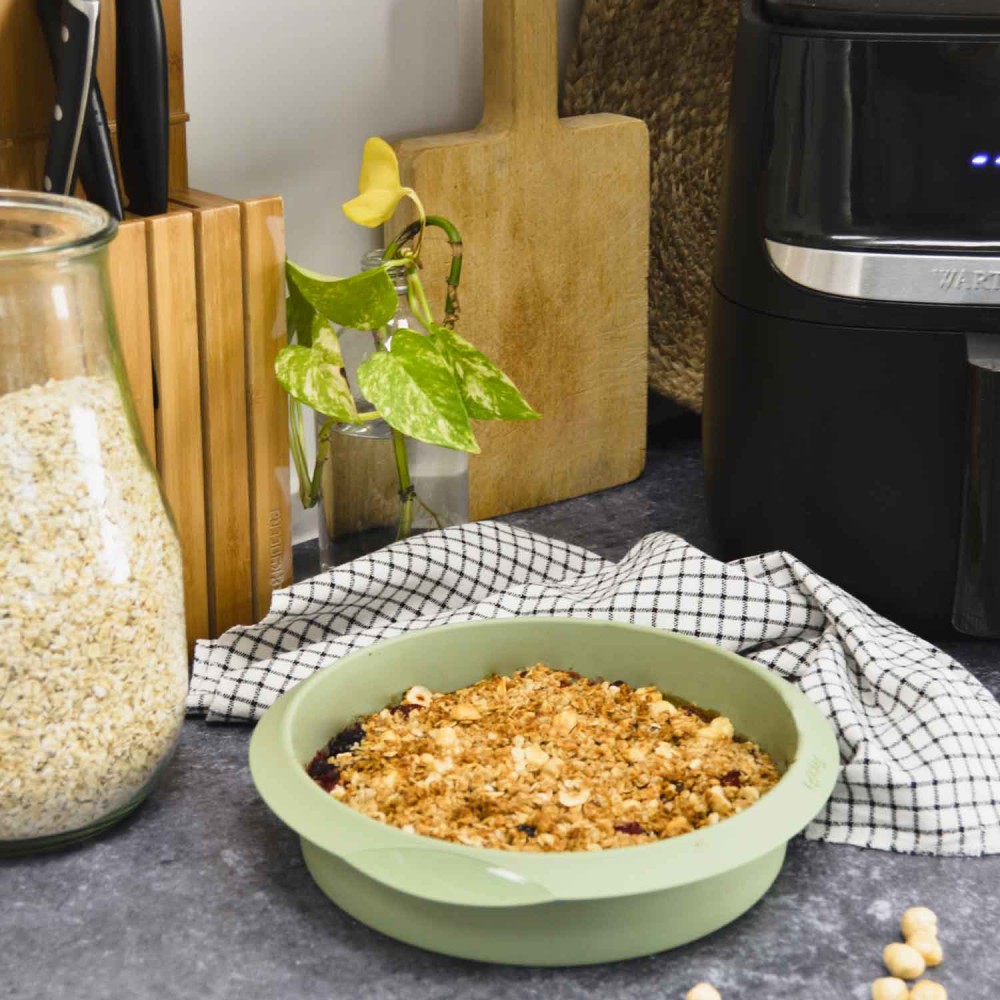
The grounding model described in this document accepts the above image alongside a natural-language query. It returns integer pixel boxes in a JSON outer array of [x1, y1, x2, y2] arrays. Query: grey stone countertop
[[5, 417, 1000, 999]]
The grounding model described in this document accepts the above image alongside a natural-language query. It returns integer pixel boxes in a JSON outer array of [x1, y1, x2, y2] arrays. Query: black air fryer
[[704, 0, 1000, 637]]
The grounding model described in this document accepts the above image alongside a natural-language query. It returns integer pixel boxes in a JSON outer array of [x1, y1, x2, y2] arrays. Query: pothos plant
[[276, 137, 539, 541]]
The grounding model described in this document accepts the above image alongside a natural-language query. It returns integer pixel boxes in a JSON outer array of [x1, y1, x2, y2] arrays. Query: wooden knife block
[[0, 1, 292, 648], [107, 195, 292, 650]]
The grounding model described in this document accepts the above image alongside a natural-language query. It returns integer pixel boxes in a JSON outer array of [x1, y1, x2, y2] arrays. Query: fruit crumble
[[306, 664, 780, 852]]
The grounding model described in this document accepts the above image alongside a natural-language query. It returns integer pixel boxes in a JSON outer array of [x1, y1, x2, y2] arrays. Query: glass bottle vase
[[317, 250, 469, 569]]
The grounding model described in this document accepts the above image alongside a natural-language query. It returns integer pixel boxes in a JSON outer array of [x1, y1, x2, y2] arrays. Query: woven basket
[[562, 0, 740, 412]]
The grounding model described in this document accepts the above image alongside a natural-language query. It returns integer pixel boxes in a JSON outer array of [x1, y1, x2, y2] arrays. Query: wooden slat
[[145, 208, 209, 648], [240, 196, 291, 619], [0, 1, 55, 141], [107, 218, 156, 459], [171, 189, 254, 636]]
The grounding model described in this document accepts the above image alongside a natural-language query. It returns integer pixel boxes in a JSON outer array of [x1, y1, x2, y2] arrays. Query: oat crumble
[[306, 664, 780, 851]]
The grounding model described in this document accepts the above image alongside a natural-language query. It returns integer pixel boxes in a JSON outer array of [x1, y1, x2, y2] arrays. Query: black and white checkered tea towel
[[190, 521, 1000, 857]]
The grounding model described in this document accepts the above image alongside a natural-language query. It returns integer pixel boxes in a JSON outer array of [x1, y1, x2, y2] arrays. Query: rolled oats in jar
[[0, 193, 188, 854]]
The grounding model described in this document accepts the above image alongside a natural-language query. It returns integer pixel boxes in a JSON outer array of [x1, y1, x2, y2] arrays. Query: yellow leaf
[[343, 188, 407, 228], [342, 137, 407, 228], [342, 136, 424, 229], [358, 136, 401, 193]]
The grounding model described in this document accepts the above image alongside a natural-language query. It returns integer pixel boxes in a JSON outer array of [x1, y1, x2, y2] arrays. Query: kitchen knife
[[78, 75, 125, 219], [117, 0, 169, 216], [39, 0, 101, 197], [36, 0, 124, 219]]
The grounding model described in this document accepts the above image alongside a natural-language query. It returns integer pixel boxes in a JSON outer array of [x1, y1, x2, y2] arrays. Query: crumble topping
[[307, 664, 780, 852]]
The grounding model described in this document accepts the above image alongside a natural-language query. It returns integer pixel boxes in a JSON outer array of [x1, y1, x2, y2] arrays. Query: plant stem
[[309, 419, 338, 507], [391, 428, 415, 541], [385, 216, 463, 328], [406, 270, 435, 331], [380, 218, 465, 541], [416, 494, 445, 531], [289, 400, 316, 508]]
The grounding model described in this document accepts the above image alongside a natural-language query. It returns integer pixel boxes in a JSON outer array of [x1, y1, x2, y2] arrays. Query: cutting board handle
[[481, 0, 559, 132]]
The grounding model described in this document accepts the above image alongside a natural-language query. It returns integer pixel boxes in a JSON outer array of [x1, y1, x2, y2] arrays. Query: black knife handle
[[79, 80, 125, 220], [117, 0, 169, 216], [41, 0, 101, 196], [37, 0, 124, 219]]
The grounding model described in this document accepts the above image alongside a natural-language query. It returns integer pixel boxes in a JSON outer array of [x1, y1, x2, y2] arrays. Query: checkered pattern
[[190, 521, 1000, 856]]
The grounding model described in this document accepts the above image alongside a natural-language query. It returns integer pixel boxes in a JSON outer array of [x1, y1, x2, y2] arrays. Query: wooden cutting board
[[392, 0, 649, 521]]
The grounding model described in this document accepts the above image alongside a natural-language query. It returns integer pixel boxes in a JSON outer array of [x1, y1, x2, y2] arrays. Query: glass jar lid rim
[[0, 190, 118, 261]]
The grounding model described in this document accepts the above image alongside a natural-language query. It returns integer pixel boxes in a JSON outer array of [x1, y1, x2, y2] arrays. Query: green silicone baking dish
[[249, 617, 839, 965]]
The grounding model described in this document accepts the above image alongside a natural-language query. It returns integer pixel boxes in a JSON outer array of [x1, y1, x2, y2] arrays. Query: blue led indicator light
[[972, 153, 990, 167]]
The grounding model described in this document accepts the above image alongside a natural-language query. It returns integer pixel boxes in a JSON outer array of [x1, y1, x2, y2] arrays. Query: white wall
[[182, 0, 583, 542]]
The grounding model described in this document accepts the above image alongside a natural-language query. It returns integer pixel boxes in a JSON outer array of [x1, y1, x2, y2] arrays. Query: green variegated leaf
[[286, 279, 315, 347], [357, 330, 479, 452], [286, 259, 397, 331], [432, 323, 539, 421], [274, 344, 358, 423], [312, 321, 343, 365]]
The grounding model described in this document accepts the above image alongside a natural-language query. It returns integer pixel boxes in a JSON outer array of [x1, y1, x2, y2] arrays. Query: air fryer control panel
[[765, 36, 1000, 249]]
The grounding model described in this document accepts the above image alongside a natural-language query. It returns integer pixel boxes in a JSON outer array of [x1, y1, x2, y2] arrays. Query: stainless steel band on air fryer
[[766, 240, 1000, 306]]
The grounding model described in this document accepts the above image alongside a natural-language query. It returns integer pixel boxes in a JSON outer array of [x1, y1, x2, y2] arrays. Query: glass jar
[[318, 250, 469, 568], [0, 192, 188, 855]]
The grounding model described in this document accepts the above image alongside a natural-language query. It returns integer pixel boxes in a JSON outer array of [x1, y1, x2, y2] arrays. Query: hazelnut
[[685, 985, 722, 1000], [871, 978, 909, 1000], [909, 982, 947, 1000], [523, 744, 549, 769], [907, 931, 943, 968], [431, 726, 459, 748], [901, 907, 938, 940], [552, 708, 578, 736], [403, 685, 432, 707], [557, 786, 591, 808], [626, 746, 647, 763], [541, 756, 564, 777], [883, 943, 926, 981], [707, 786, 733, 815], [649, 699, 678, 718], [702, 716, 735, 740]]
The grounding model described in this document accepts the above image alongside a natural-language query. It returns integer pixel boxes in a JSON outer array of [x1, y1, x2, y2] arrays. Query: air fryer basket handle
[[953, 334, 1000, 636]]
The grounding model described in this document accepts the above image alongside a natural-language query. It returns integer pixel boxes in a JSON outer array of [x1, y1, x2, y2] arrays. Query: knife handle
[[37, 0, 124, 219], [117, 0, 169, 216], [40, 0, 101, 196], [79, 80, 125, 220]]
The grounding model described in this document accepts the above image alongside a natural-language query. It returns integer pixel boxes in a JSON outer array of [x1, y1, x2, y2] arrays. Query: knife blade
[[40, 0, 101, 197], [36, 0, 124, 219], [116, 0, 169, 216]]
